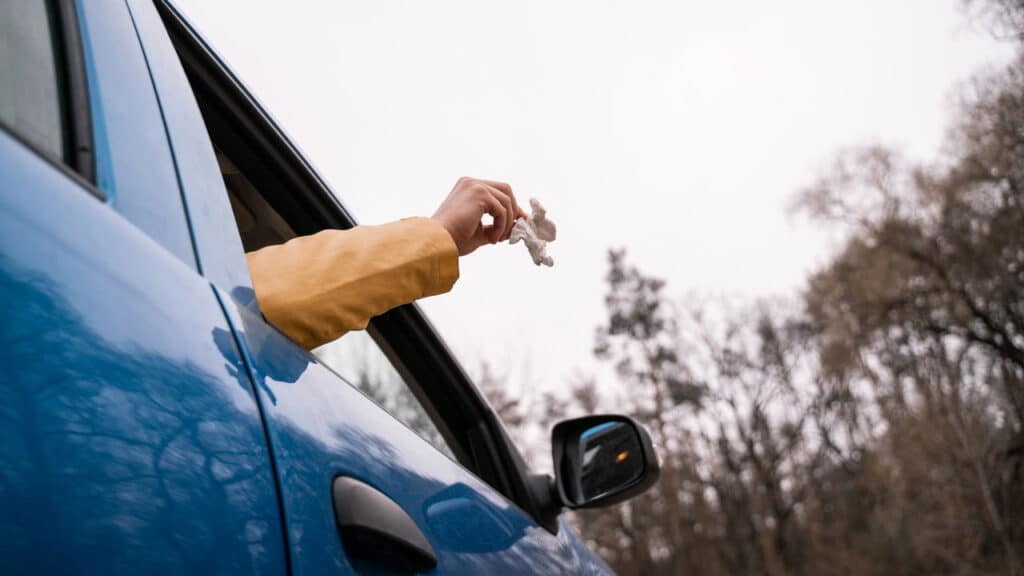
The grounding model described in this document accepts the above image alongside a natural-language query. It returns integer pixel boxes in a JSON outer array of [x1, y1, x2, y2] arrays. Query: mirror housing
[[526, 414, 661, 533], [553, 414, 660, 509]]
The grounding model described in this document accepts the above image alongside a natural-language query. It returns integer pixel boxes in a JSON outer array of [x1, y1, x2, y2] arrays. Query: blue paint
[[0, 130, 286, 575], [74, 0, 197, 271]]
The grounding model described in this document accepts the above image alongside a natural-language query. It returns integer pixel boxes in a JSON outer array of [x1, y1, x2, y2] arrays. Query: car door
[[0, 1, 286, 574], [135, 1, 587, 573]]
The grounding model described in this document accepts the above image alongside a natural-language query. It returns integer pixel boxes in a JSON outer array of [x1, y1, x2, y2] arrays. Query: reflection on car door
[[0, 96, 286, 576]]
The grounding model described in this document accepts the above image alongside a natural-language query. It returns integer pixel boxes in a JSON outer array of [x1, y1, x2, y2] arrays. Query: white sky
[[173, 0, 1015, 395]]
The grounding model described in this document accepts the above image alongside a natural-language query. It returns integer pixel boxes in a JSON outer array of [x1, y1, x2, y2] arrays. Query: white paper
[[509, 198, 557, 267]]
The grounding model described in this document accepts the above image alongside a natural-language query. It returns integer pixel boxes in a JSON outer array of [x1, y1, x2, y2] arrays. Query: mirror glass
[[573, 420, 644, 503]]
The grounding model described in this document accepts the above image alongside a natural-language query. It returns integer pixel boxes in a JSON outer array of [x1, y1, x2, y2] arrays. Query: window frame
[[0, 0, 98, 197], [155, 0, 548, 525]]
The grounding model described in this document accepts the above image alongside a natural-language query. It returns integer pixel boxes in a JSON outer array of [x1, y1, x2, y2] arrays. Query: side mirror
[[552, 414, 660, 509]]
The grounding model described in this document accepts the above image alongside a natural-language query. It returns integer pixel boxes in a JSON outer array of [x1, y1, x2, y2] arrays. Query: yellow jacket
[[245, 217, 459, 350]]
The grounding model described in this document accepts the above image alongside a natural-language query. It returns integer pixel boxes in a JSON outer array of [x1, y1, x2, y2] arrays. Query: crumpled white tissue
[[509, 198, 557, 267]]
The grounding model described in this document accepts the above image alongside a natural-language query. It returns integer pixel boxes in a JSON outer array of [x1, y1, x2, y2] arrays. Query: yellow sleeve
[[245, 217, 459, 350]]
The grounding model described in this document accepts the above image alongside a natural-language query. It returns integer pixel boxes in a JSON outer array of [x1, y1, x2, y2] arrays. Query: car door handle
[[332, 476, 438, 572]]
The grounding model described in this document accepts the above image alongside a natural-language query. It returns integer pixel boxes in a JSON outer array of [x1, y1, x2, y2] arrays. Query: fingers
[[481, 179, 513, 197], [478, 187, 509, 244], [441, 176, 527, 254], [488, 186, 516, 241], [481, 179, 527, 222]]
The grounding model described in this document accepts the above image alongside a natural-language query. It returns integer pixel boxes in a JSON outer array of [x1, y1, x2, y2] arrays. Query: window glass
[[0, 0, 68, 163], [314, 331, 457, 460]]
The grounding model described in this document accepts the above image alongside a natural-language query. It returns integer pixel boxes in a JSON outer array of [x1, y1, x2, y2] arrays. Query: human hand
[[431, 177, 528, 256]]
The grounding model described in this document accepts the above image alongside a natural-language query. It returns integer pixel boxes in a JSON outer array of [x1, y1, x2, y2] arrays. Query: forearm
[[246, 217, 459, 350]]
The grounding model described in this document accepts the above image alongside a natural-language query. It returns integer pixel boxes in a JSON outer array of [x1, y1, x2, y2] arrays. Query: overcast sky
[[174, 0, 1014, 395]]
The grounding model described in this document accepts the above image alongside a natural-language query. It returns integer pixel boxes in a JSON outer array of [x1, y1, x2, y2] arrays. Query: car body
[[0, 2, 656, 574]]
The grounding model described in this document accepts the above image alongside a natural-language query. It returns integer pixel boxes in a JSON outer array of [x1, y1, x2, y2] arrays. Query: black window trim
[[154, 0, 550, 527], [53, 0, 95, 184]]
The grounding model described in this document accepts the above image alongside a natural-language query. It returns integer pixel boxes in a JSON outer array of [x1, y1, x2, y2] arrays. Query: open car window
[[212, 144, 463, 463]]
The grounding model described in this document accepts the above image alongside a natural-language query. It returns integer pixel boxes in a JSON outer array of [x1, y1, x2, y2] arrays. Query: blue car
[[0, 2, 659, 574]]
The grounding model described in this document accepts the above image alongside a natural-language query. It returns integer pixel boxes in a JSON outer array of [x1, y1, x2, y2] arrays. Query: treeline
[[479, 2, 1024, 574]]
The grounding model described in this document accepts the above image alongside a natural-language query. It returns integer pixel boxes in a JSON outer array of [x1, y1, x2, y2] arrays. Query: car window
[[213, 148, 460, 460], [0, 0, 68, 164], [314, 331, 457, 460]]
